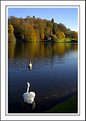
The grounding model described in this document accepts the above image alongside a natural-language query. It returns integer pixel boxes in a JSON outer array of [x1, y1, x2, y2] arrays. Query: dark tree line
[[8, 16, 78, 42]]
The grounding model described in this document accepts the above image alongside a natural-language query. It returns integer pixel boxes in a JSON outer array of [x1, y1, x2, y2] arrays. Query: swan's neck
[[27, 85, 29, 93]]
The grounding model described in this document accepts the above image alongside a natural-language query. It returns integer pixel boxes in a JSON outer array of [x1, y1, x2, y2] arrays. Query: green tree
[[51, 34, 58, 41], [57, 23, 70, 37], [56, 31, 65, 39], [51, 18, 54, 23], [44, 27, 51, 40], [52, 23, 59, 34]]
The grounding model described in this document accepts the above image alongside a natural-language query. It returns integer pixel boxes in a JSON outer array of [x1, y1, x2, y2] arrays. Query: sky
[[8, 8, 78, 31]]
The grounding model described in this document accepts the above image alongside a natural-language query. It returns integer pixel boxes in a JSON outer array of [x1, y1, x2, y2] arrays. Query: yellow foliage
[[25, 25, 37, 42], [41, 32, 44, 40], [8, 24, 14, 33], [56, 31, 65, 39]]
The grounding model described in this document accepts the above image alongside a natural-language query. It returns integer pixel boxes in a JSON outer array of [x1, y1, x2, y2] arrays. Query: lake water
[[8, 42, 78, 113]]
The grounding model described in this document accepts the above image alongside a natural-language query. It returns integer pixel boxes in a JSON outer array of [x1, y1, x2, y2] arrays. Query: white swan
[[23, 82, 35, 104], [28, 61, 32, 69]]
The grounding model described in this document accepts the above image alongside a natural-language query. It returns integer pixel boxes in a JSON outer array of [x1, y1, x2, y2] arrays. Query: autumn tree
[[44, 27, 51, 40], [70, 31, 78, 39], [57, 23, 70, 37], [56, 31, 65, 39], [8, 24, 16, 42], [25, 25, 37, 42]]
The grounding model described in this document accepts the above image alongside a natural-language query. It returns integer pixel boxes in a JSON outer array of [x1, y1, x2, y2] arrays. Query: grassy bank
[[47, 95, 77, 113]]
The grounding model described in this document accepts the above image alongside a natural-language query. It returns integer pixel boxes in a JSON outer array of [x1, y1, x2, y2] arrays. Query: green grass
[[47, 96, 77, 113]]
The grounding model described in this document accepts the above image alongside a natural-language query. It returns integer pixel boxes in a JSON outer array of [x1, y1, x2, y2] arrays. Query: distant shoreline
[[8, 16, 78, 43]]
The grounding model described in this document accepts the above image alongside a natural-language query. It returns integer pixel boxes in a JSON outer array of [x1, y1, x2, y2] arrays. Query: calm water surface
[[8, 42, 78, 113]]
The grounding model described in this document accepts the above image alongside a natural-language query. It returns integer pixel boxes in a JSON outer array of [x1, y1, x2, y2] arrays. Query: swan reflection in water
[[23, 101, 36, 111], [23, 82, 36, 110], [28, 101, 35, 110]]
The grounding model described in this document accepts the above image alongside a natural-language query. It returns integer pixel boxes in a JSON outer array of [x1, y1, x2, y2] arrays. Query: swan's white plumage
[[28, 61, 32, 69], [23, 82, 35, 104]]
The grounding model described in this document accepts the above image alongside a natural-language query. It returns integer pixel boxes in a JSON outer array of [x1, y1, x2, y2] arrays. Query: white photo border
[[6, 4, 80, 116], [1, 1, 85, 121]]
